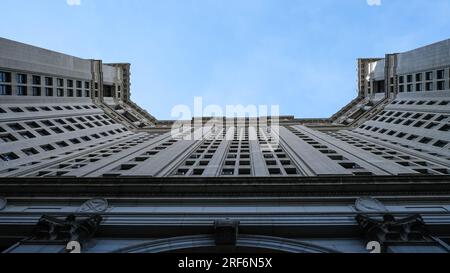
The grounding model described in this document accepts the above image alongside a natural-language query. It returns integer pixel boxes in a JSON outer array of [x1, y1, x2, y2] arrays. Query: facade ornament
[[355, 197, 387, 212], [356, 214, 429, 252], [79, 198, 109, 213], [32, 214, 103, 244]]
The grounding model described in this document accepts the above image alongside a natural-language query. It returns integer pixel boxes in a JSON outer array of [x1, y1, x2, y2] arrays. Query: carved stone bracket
[[32, 214, 103, 244], [356, 214, 429, 250]]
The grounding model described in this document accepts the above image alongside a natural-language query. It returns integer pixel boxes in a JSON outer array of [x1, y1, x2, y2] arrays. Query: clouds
[[66, 0, 81, 6], [367, 0, 381, 6]]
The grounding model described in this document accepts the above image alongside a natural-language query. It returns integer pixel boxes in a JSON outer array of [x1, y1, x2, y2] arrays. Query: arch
[[113, 234, 339, 253]]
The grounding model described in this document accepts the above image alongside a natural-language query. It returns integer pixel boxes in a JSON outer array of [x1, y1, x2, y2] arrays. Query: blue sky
[[1, 0, 450, 119]]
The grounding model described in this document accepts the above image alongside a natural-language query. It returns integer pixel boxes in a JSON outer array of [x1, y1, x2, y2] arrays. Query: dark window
[[398, 76, 404, 84], [426, 82, 433, 91], [16, 74, 27, 84], [0, 71, 11, 82], [0, 85, 12, 95], [0, 152, 19, 162], [22, 148, 39, 156], [32, 75, 41, 85], [67, 80, 73, 88], [40, 144, 55, 151], [76, 81, 82, 89], [76, 90, 82, 97], [32, 87, 41, 96], [426, 71, 433, 81], [67, 89, 74, 97], [8, 123, 25, 131], [416, 83, 422, 92], [85, 82, 90, 89], [415, 73, 422, 82], [0, 134, 18, 143], [45, 77, 53, 86], [45, 88, 53, 96], [407, 75, 413, 83], [19, 131, 36, 139], [437, 69, 445, 80], [437, 81, 445, 91], [57, 78, 64, 87], [57, 88, 64, 97], [17, 86, 27, 96]]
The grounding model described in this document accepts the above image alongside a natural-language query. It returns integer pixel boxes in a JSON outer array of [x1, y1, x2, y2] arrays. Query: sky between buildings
[[1, 0, 450, 119]]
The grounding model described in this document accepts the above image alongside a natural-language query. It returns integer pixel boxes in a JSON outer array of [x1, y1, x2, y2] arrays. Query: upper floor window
[[398, 76, 404, 84], [32, 75, 41, 85], [437, 69, 445, 80], [407, 75, 413, 83], [67, 79, 74, 88], [0, 85, 12, 96], [0, 71, 11, 83], [415, 73, 422, 82], [17, 86, 27, 96], [85, 82, 90, 89], [426, 71, 433, 81], [16, 73, 27, 84], [45, 77, 53, 86], [76, 80, 82, 89], [57, 78, 64, 87]]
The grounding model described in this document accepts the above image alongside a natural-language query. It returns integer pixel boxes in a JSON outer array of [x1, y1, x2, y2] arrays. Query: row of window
[[0, 104, 97, 114], [1, 128, 129, 162], [0, 71, 91, 88], [398, 69, 449, 84], [0, 71, 96, 97], [0, 85, 91, 97]]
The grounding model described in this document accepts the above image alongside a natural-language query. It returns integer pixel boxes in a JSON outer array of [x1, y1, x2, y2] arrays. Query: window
[[85, 90, 90, 97], [76, 90, 82, 97], [67, 80, 73, 88], [56, 141, 69, 148], [40, 144, 55, 151], [19, 131, 36, 139], [36, 129, 51, 136], [407, 84, 413, 92], [67, 89, 74, 97], [0, 85, 12, 95], [57, 78, 64, 87], [0, 71, 11, 82], [76, 81, 82, 89], [426, 82, 433, 91], [17, 86, 27, 96], [437, 69, 445, 80], [437, 81, 445, 91], [45, 88, 53, 96], [415, 73, 422, 82], [32, 87, 41, 96], [0, 152, 19, 162], [426, 71, 433, 81], [8, 123, 25, 131], [16, 74, 27, 84], [407, 75, 413, 83], [416, 83, 423, 92], [32, 75, 41, 85], [57, 88, 64, 97], [398, 76, 404, 84], [0, 134, 18, 143], [85, 82, 90, 89], [22, 148, 39, 156]]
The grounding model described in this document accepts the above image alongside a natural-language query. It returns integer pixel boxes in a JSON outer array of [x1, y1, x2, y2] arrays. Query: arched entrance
[[113, 235, 338, 253]]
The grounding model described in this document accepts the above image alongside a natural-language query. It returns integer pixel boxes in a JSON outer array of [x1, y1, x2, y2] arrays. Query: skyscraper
[[0, 37, 449, 253]]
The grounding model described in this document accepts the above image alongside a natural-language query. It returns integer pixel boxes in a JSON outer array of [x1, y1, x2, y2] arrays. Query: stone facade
[[0, 37, 449, 253]]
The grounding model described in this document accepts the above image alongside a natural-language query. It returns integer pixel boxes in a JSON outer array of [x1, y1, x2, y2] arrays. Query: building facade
[[0, 37, 450, 253]]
